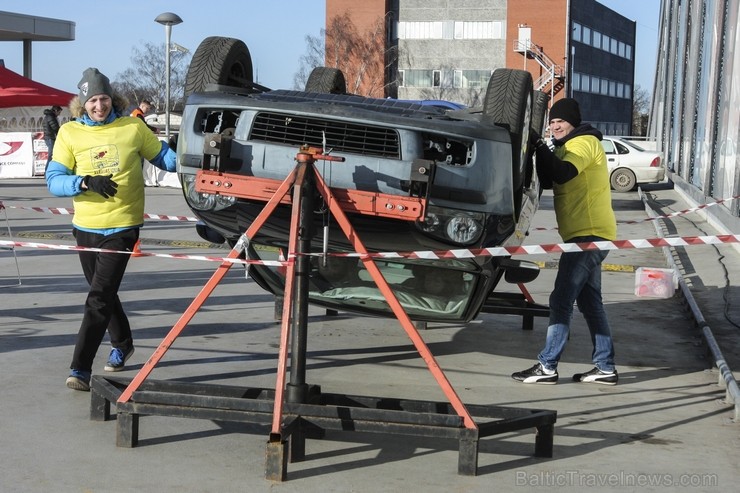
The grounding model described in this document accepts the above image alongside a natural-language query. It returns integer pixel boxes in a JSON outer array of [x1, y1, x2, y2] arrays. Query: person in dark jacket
[[130, 99, 158, 133], [42, 105, 62, 171]]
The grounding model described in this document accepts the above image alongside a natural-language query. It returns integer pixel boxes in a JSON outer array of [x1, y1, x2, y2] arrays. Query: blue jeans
[[538, 236, 615, 372]]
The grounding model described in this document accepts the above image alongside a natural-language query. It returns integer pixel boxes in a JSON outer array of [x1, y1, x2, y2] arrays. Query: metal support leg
[[286, 168, 314, 406], [116, 412, 139, 448], [535, 423, 554, 457], [265, 434, 288, 482], [458, 428, 479, 475], [90, 387, 110, 421]]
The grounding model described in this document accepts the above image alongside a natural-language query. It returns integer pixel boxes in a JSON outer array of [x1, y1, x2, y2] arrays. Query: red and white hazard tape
[[0, 239, 287, 266], [3, 234, 739, 265], [5, 194, 740, 228], [329, 234, 740, 260], [530, 194, 740, 231], [5, 204, 198, 222]]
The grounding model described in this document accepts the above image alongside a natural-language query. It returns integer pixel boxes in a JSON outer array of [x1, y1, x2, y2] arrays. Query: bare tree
[[293, 30, 325, 90], [294, 13, 397, 97], [113, 42, 191, 113], [632, 84, 651, 136]]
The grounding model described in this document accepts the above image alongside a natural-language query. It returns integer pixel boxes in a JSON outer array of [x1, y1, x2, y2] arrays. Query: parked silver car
[[602, 136, 665, 192]]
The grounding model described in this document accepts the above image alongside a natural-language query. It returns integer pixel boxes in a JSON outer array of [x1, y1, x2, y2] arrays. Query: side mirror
[[501, 258, 540, 284]]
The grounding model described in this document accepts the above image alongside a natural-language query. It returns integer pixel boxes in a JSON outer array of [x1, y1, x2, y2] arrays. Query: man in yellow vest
[[512, 98, 619, 386]]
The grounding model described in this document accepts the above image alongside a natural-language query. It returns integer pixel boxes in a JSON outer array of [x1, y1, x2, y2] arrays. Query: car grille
[[249, 112, 400, 159]]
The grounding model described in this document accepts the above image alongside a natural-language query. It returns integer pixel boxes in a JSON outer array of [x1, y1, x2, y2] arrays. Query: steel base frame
[[91, 375, 555, 479], [94, 148, 556, 480]]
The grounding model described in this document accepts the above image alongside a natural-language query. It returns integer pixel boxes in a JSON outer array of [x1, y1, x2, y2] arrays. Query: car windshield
[[616, 139, 647, 152], [250, 244, 479, 320]]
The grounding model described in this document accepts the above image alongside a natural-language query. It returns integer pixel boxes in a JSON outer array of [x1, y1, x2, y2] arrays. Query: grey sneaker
[[511, 363, 559, 384], [573, 367, 618, 385], [104, 346, 135, 372], [66, 369, 91, 391]]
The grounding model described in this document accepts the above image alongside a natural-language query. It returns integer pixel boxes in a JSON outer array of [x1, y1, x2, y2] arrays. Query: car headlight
[[446, 215, 482, 244], [182, 174, 236, 211], [416, 206, 484, 245]]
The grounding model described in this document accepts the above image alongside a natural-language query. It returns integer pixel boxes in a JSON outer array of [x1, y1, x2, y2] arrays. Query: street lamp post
[[154, 12, 183, 140]]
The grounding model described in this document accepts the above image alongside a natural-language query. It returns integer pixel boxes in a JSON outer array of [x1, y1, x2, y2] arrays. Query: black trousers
[[71, 227, 139, 371]]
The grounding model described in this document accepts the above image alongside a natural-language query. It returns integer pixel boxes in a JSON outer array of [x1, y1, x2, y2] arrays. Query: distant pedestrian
[[512, 98, 618, 386], [42, 105, 62, 171], [45, 67, 177, 391], [130, 99, 158, 133]]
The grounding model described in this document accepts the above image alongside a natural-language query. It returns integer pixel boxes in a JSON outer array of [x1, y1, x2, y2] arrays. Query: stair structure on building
[[513, 31, 565, 100]]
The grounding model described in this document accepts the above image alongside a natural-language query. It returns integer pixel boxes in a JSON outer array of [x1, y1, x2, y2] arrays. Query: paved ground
[[1, 178, 738, 492]]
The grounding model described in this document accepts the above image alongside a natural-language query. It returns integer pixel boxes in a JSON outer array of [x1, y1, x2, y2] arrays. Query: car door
[[601, 137, 620, 171]]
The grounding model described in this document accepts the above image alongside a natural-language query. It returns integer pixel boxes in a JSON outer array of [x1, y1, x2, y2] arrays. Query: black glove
[[530, 132, 554, 190], [528, 131, 543, 150], [84, 174, 118, 199]]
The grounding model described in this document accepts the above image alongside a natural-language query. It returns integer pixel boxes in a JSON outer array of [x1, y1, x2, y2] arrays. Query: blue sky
[[0, 0, 659, 94]]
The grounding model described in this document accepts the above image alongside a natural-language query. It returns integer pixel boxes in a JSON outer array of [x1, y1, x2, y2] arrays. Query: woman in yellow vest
[[46, 68, 176, 391]]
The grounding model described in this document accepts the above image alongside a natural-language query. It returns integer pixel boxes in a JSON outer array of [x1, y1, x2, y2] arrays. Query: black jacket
[[534, 124, 603, 188], [42, 109, 60, 140]]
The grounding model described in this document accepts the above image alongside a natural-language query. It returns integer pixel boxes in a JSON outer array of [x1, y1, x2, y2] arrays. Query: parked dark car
[[176, 36, 547, 323]]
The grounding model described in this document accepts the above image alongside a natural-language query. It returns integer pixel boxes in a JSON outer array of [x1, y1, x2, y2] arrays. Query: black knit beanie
[[77, 67, 113, 105], [549, 98, 581, 126]]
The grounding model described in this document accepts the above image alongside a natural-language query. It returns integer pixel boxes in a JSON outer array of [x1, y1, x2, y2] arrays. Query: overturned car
[[176, 37, 548, 323]]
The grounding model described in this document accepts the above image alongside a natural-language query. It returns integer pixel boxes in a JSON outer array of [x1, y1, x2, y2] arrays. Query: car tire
[[610, 168, 637, 192], [184, 36, 253, 96], [305, 67, 347, 94], [482, 69, 533, 194], [526, 90, 549, 189], [531, 90, 549, 135]]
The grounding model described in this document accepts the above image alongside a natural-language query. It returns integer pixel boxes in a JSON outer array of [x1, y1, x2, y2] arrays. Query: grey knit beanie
[[77, 67, 113, 105]]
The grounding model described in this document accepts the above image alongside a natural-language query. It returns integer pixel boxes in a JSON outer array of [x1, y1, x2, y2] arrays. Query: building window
[[610, 38, 618, 55], [453, 21, 504, 39], [404, 69, 434, 87], [573, 22, 582, 42], [398, 70, 405, 87], [397, 21, 445, 39], [582, 26, 591, 45], [433, 70, 441, 87], [453, 70, 462, 88], [581, 74, 591, 92], [573, 24, 633, 61], [461, 70, 492, 88]]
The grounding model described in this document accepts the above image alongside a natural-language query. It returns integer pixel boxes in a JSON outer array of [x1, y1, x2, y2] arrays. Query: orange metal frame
[[118, 147, 476, 431], [194, 169, 427, 222]]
